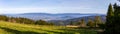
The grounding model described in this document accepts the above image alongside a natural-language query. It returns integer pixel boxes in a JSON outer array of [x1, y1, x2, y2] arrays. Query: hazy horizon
[[0, 0, 118, 14], [1, 12, 107, 15]]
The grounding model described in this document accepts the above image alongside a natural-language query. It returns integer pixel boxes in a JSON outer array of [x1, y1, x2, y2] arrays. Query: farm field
[[0, 21, 97, 34]]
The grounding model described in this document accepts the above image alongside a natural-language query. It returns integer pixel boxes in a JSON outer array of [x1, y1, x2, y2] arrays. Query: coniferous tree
[[113, 3, 120, 33], [105, 4, 114, 34]]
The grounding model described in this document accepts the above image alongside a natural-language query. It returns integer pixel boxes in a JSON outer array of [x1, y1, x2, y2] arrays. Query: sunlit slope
[[0, 21, 97, 34]]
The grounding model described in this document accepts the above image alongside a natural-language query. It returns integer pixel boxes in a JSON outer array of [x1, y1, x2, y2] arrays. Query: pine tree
[[105, 3, 114, 34]]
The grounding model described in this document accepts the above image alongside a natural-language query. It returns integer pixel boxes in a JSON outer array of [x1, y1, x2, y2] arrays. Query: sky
[[0, 0, 118, 14]]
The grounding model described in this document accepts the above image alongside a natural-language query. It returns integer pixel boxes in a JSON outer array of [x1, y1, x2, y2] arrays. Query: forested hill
[[48, 15, 106, 25]]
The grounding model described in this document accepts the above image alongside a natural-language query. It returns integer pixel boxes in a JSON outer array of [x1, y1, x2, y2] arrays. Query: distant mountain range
[[2, 13, 106, 25], [4, 13, 106, 21]]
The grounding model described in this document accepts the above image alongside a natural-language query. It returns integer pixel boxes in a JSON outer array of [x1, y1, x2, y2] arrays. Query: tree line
[[69, 16, 104, 28], [0, 15, 54, 25]]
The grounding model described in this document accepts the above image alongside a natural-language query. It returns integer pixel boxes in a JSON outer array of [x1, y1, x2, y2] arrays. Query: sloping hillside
[[0, 21, 97, 34]]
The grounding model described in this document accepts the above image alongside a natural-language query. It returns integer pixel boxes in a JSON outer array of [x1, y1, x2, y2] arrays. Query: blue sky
[[0, 0, 118, 14]]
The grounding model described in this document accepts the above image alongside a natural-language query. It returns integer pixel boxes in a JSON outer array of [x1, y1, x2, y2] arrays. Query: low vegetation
[[0, 21, 97, 34]]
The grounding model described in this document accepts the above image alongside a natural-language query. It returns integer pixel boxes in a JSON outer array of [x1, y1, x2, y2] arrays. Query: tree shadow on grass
[[0, 27, 47, 34]]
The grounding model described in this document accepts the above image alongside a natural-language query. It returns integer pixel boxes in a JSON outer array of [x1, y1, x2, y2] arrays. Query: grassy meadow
[[0, 21, 97, 34]]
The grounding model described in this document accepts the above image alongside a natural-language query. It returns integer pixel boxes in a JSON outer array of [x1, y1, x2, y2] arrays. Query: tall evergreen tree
[[105, 3, 114, 34]]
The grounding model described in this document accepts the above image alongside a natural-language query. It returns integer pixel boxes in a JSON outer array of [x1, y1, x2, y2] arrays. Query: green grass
[[0, 21, 97, 34]]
